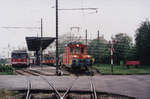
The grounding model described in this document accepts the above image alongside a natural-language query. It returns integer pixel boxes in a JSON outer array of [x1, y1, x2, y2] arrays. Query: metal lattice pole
[[56, 0, 59, 74], [40, 18, 43, 68]]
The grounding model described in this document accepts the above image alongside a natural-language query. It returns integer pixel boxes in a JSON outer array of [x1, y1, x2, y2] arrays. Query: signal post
[[109, 41, 115, 73]]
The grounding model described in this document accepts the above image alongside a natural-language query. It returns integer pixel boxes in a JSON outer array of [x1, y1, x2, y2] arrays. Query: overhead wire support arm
[[58, 8, 98, 11], [52, 7, 98, 14], [57, 7, 98, 15]]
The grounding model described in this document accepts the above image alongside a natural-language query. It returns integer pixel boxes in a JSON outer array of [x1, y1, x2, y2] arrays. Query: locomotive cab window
[[81, 47, 84, 54], [70, 47, 74, 54], [75, 47, 80, 54]]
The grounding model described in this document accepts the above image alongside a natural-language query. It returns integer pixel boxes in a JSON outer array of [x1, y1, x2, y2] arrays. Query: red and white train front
[[11, 50, 29, 67], [62, 42, 93, 69]]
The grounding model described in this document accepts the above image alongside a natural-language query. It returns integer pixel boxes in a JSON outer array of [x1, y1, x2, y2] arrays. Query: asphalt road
[[0, 75, 150, 99]]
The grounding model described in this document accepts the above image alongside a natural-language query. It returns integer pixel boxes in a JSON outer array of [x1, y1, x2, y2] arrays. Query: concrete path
[[0, 75, 150, 99]]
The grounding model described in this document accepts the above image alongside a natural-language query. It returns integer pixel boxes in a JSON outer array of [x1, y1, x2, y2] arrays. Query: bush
[[0, 64, 13, 72]]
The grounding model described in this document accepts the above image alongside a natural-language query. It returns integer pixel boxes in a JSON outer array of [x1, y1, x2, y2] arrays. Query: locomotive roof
[[26, 37, 55, 51], [67, 42, 84, 46]]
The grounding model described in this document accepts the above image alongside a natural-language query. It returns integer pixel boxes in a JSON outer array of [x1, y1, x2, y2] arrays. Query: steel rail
[[26, 77, 31, 99], [90, 76, 97, 99], [40, 76, 61, 98], [40, 76, 78, 99], [61, 77, 78, 99]]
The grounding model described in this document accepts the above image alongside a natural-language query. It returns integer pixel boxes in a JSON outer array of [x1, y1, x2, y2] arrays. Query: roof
[[11, 50, 27, 54], [26, 37, 55, 51]]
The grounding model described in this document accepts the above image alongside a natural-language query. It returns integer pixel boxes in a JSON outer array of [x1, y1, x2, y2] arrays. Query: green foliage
[[112, 33, 133, 64], [0, 64, 13, 73], [125, 46, 137, 60], [135, 20, 150, 65], [88, 39, 109, 64]]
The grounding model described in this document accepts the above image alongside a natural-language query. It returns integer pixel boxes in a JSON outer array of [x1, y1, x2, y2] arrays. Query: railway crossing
[[0, 75, 150, 99]]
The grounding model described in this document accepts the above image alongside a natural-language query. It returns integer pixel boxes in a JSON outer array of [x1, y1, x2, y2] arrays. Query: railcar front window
[[12, 53, 27, 59], [12, 54, 19, 59], [21, 54, 27, 59]]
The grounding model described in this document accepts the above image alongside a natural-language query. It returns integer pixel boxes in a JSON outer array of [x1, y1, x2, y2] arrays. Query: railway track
[[25, 76, 98, 99], [90, 76, 97, 99], [14, 67, 133, 99], [22, 66, 98, 99], [23, 76, 133, 99], [15, 69, 41, 76], [40, 76, 78, 99], [14, 68, 100, 98], [26, 77, 31, 99], [14, 66, 99, 76]]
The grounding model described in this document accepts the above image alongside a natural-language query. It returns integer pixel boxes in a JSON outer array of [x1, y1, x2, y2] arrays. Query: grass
[[94, 64, 150, 75], [0, 72, 14, 75], [0, 90, 19, 99]]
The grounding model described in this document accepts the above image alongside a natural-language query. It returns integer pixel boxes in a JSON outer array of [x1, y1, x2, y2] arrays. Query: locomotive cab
[[62, 42, 92, 69]]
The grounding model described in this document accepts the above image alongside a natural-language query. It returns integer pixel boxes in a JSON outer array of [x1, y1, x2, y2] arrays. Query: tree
[[112, 33, 133, 64], [88, 39, 109, 64], [126, 45, 137, 61], [135, 20, 150, 65]]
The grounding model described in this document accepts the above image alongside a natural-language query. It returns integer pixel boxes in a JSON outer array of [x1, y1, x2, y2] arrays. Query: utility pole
[[85, 29, 87, 45], [8, 44, 10, 58], [56, 0, 59, 75], [98, 30, 100, 40], [41, 18, 43, 38], [40, 18, 43, 68]]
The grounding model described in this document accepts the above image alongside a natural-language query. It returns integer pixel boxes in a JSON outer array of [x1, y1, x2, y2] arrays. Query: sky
[[0, 0, 150, 58]]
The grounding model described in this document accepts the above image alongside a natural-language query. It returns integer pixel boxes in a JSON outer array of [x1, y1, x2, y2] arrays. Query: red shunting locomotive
[[61, 42, 93, 69]]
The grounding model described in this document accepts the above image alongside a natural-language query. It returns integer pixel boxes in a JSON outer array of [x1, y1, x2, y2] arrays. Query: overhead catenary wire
[[0, 26, 40, 29]]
